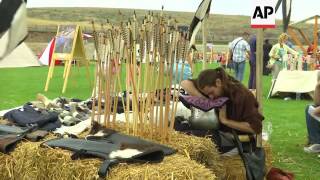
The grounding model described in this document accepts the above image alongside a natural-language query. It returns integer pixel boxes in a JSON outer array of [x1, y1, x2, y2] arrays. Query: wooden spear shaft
[[107, 28, 116, 127], [131, 16, 139, 135], [163, 24, 172, 140], [101, 24, 112, 127], [171, 37, 189, 132], [144, 17, 156, 137], [111, 30, 122, 128], [142, 21, 153, 137], [170, 32, 181, 131], [90, 20, 104, 125]]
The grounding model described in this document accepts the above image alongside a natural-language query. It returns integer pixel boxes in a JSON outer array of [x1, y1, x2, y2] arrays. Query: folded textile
[[0, 106, 22, 117], [59, 115, 82, 126], [4, 104, 60, 131], [25, 130, 49, 142], [87, 123, 177, 156], [0, 124, 35, 153], [0, 124, 30, 135], [0, 134, 23, 153], [53, 118, 91, 136], [179, 96, 229, 112]]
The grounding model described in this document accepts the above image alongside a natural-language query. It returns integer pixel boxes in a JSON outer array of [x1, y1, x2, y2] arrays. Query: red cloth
[[307, 45, 314, 55], [266, 167, 294, 180]]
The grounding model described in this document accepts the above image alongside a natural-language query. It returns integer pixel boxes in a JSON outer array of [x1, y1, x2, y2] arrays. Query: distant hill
[[27, 7, 313, 44]]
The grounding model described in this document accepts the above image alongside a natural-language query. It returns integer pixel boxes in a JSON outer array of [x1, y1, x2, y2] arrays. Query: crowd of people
[[226, 32, 299, 89], [175, 31, 320, 157]]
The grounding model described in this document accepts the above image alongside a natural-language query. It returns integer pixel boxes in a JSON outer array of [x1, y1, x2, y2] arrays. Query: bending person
[[179, 67, 264, 153], [268, 33, 298, 80]]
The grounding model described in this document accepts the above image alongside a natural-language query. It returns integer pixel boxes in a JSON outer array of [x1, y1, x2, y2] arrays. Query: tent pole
[[202, 17, 207, 70], [313, 16, 318, 57]]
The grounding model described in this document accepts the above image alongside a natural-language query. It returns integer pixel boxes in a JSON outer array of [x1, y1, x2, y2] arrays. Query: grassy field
[[0, 62, 319, 179]]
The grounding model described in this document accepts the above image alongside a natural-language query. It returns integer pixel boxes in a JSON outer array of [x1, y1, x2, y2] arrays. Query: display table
[[271, 70, 320, 97]]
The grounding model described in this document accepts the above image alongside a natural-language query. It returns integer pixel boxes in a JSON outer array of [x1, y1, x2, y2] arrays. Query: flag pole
[[202, 16, 207, 70], [256, 28, 264, 147]]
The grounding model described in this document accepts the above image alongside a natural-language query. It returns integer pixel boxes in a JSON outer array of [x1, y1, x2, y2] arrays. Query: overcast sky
[[27, 0, 319, 22]]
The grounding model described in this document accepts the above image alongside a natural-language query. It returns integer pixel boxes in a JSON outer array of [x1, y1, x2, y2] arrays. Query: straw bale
[[220, 155, 246, 180], [219, 140, 273, 180], [108, 154, 216, 180], [166, 131, 225, 177], [0, 135, 217, 180], [112, 125, 225, 177], [263, 140, 273, 173]]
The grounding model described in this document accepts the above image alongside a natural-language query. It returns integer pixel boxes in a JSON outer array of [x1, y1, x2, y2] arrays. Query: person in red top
[[307, 44, 315, 55]]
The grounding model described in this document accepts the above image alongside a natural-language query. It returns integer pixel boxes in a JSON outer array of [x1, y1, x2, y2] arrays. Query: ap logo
[[251, 0, 276, 28]]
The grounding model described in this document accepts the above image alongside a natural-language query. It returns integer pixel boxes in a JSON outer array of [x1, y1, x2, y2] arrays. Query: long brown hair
[[196, 67, 246, 101]]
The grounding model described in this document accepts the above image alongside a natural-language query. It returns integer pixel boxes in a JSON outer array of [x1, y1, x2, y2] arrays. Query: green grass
[[0, 65, 94, 109], [1, 62, 320, 179]]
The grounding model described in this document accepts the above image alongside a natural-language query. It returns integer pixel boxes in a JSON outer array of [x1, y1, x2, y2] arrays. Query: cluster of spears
[[90, 11, 191, 142]]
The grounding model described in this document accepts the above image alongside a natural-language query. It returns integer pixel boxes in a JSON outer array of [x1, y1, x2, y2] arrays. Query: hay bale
[[167, 131, 225, 177], [0, 137, 217, 179], [220, 155, 246, 180], [109, 154, 215, 179], [0, 153, 12, 177], [112, 125, 224, 177], [263, 140, 273, 173], [219, 140, 273, 180], [1, 141, 101, 179]]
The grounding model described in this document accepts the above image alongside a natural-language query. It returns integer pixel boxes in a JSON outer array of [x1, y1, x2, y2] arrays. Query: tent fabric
[[271, 70, 320, 96], [39, 38, 55, 65], [0, 42, 40, 68]]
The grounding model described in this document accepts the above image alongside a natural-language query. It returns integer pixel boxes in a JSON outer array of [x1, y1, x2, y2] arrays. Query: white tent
[[0, 42, 40, 68], [39, 38, 55, 66], [39, 34, 93, 65]]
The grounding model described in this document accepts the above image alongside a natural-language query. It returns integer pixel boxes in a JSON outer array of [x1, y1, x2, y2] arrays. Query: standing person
[[304, 83, 320, 153], [220, 52, 227, 69], [248, 35, 256, 89], [228, 32, 251, 82], [267, 33, 298, 80], [263, 39, 272, 75], [179, 67, 264, 153]]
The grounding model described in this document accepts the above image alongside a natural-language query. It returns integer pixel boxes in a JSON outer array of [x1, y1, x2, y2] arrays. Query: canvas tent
[[39, 33, 93, 66], [39, 38, 55, 66], [0, 42, 40, 68], [270, 70, 320, 98]]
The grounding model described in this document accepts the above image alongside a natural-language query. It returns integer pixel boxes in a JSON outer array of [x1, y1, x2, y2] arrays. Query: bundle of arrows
[[91, 11, 191, 142]]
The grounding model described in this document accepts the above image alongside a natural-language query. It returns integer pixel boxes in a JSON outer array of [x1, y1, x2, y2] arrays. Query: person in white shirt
[[228, 32, 251, 82]]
